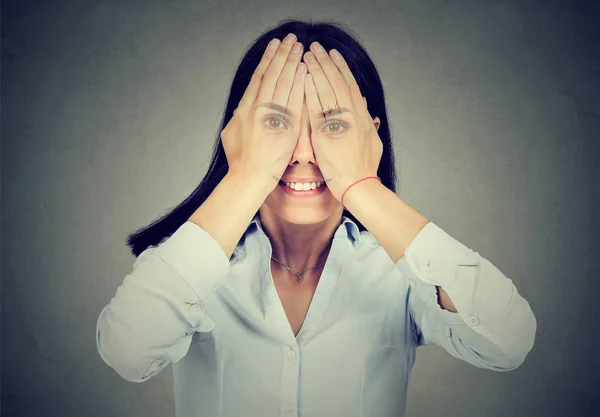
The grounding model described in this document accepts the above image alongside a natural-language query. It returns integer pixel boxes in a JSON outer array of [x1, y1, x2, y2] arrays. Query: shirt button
[[287, 349, 296, 360], [408, 279, 417, 289], [469, 315, 479, 326], [419, 265, 430, 276]]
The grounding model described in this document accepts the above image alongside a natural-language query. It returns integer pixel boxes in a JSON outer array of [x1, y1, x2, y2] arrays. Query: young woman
[[96, 18, 536, 417]]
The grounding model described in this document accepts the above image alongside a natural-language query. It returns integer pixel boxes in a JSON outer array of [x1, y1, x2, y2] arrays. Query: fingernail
[[269, 38, 280, 50], [283, 33, 296, 45], [292, 42, 303, 54], [305, 52, 315, 62], [331, 49, 342, 61], [312, 42, 324, 53]]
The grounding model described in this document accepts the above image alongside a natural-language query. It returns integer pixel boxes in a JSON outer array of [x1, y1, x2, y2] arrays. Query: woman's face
[[260, 98, 379, 225]]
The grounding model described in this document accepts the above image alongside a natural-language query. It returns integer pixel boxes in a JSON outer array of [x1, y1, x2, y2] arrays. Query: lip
[[280, 177, 325, 183], [278, 181, 328, 197]]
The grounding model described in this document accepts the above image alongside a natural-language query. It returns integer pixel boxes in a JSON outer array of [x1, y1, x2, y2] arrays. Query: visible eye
[[264, 116, 288, 131], [322, 121, 347, 134]]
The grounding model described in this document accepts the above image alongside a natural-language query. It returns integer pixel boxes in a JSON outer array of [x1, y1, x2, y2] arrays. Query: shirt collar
[[241, 212, 359, 320]]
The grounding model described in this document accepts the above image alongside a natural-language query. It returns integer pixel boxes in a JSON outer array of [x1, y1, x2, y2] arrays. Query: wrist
[[341, 176, 381, 209], [226, 169, 276, 197]]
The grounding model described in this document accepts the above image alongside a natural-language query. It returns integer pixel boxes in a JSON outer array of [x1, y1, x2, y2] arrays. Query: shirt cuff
[[403, 221, 477, 287]]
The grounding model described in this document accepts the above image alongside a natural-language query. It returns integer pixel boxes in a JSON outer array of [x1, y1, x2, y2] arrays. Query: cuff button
[[419, 265, 430, 276], [468, 315, 479, 326]]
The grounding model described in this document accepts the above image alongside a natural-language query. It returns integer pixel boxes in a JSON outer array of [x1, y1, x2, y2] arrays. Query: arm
[[343, 179, 537, 370], [399, 224, 536, 370], [96, 172, 270, 382]]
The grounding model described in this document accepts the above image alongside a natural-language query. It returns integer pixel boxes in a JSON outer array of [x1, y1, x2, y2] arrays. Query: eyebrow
[[257, 103, 295, 118], [257, 102, 352, 119]]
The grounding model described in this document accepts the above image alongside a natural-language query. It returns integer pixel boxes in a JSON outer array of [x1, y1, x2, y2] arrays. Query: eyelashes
[[264, 115, 348, 134]]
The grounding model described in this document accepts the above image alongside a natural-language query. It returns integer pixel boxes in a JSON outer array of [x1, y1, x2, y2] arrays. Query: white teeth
[[284, 181, 324, 190]]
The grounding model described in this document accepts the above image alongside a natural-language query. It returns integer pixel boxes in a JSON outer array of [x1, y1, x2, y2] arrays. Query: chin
[[261, 187, 343, 223], [281, 211, 330, 225]]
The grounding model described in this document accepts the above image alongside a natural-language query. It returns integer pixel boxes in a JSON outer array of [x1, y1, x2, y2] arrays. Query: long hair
[[126, 17, 398, 257]]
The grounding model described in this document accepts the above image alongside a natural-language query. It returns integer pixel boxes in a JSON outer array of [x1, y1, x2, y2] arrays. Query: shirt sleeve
[[96, 221, 231, 382], [398, 221, 537, 371]]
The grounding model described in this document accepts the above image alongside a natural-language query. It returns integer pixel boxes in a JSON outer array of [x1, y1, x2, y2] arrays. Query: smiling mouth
[[279, 180, 327, 191]]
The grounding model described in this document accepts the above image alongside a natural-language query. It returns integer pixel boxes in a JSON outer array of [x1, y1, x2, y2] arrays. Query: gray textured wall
[[2, 0, 599, 416]]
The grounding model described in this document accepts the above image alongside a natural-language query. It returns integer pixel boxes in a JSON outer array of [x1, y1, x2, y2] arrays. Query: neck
[[259, 209, 341, 273]]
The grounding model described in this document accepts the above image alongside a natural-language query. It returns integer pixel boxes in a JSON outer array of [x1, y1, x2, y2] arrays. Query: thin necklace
[[271, 256, 326, 282]]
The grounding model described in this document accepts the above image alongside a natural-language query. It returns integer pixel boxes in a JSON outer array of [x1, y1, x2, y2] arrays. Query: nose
[[288, 101, 317, 166]]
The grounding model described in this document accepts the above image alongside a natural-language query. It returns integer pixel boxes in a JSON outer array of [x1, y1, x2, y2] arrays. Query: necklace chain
[[271, 256, 326, 282]]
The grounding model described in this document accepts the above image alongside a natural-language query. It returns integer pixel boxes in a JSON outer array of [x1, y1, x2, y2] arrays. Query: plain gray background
[[2, 0, 599, 416]]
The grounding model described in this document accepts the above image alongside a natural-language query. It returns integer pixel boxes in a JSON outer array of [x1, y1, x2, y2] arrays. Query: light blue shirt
[[96, 213, 536, 417]]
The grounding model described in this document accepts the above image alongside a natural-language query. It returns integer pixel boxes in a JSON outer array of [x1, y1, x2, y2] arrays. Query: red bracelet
[[341, 176, 381, 210]]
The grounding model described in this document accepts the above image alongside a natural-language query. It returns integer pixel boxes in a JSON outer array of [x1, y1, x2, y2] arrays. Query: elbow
[[96, 311, 167, 383], [449, 309, 537, 372], [97, 329, 168, 383], [98, 347, 146, 382], [452, 335, 533, 371], [473, 309, 538, 372], [96, 328, 143, 383], [500, 301, 538, 361], [97, 344, 146, 383], [472, 349, 531, 372]]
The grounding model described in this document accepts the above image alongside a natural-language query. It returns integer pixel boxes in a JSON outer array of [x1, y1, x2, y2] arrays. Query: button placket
[[279, 345, 299, 417]]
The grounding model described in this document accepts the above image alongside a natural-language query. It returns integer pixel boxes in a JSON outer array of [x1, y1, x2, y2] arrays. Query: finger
[[286, 62, 307, 127], [328, 49, 365, 114], [308, 42, 352, 109], [304, 73, 324, 129], [237, 38, 281, 112], [272, 42, 304, 107], [304, 51, 337, 114], [257, 33, 298, 104]]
